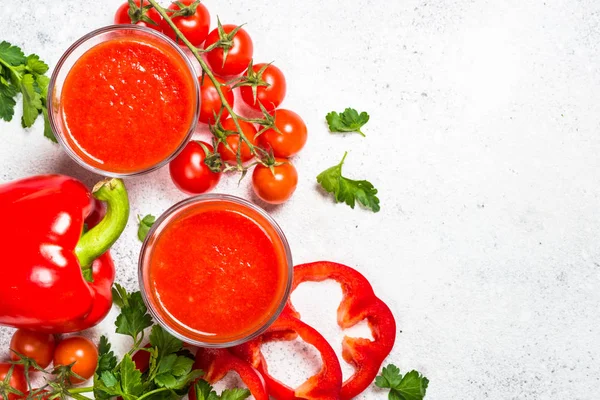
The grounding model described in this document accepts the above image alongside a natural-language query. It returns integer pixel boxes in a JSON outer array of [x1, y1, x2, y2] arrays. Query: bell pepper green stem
[[75, 178, 129, 267]]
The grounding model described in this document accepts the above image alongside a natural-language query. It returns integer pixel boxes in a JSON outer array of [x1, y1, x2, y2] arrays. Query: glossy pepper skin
[[232, 313, 343, 400], [0, 175, 129, 333], [286, 262, 397, 400], [191, 348, 268, 400]]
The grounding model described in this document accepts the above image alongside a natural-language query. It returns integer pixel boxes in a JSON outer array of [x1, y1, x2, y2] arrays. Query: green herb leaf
[[375, 364, 428, 400], [42, 107, 57, 142], [97, 336, 118, 375], [20, 73, 42, 128], [219, 388, 251, 400], [316, 152, 380, 212], [326, 108, 369, 137], [193, 380, 217, 400], [120, 354, 144, 397], [0, 41, 26, 65], [25, 54, 48, 75], [113, 284, 153, 342], [138, 214, 156, 242], [149, 325, 183, 359], [0, 83, 17, 122]]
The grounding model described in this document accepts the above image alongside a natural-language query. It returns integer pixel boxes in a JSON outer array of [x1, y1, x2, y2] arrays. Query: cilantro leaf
[[138, 214, 156, 242], [149, 325, 183, 359], [0, 41, 26, 65], [97, 336, 118, 375], [113, 284, 153, 342], [375, 364, 428, 400], [25, 54, 48, 75], [316, 152, 380, 212], [20, 73, 42, 128], [219, 388, 251, 400], [326, 108, 369, 137]]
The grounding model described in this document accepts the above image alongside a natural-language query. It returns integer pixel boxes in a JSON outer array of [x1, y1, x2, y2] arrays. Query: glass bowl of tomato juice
[[48, 25, 199, 177], [138, 195, 293, 347]]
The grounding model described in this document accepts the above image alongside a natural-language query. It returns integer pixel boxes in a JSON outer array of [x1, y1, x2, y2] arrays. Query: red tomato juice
[[60, 36, 196, 174], [145, 199, 290, 343]]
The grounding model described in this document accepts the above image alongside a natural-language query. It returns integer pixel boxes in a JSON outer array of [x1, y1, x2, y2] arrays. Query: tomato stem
[[147, 0, 260, 169], [68, 387, 93, 394]]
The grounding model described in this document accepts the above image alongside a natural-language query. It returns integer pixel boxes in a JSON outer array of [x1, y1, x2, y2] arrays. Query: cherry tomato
[[53, 336, 98, 383], [205, 25, 253, 77], [161, 0, 210, 47], [199, 77, 234, 125], [0, 364, 27, 400], [132, 344, 151, 373], [114, 0, 162, 31], [169, 141, 221, 194], [240, 63, 286, 111], [252, 159, 298, 204], [257, 109, 307, 158], [217, 119, 257, 163], [10, 330, 56, 369]]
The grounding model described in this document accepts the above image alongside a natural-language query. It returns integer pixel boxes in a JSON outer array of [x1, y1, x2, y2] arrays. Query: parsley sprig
[[0, 41, 55, 142], [326, 108, 369, 137], [137, 214, 156, 242], [375, 364, 429, 400], [317, 152, 380, 212]]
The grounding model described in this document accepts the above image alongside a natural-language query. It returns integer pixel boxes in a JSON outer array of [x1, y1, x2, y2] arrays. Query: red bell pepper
[[232, 313, 343, 400], [191, 348, 269, 400], [286, 261, 397, 399], [0, 175, 129, 333]]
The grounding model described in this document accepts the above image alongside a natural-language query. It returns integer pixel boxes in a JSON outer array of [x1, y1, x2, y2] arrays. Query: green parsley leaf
[[326, 108, 369, 137], [149, 325, 183, 359], [120, 354, 144, 397], [0, 41, 26, 65], [20, 73, 42, 128], [375, 364, 428, 400], [97, 336, 118, 375], [138, 214, 156, 242], [154, 354, 197, 389], [113, 284, 153, 342], [219, 388, 251, 400], [0, 83, 17, 122], [193, 380, 217, 400], [25, 54, 48, 75], [42, 107, 57, 143], [316, 152, 380, 212]]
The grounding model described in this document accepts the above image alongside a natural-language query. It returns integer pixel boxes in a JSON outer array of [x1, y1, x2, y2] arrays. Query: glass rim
[[47, 24, 200, 178], [138, 194, 294, 348]]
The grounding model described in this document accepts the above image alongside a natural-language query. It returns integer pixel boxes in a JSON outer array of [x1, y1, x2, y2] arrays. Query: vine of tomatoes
[[115, 0, 307, 204]]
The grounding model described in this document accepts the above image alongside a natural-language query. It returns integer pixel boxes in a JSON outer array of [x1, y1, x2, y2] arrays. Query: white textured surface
[[2, 0, 600, 399]]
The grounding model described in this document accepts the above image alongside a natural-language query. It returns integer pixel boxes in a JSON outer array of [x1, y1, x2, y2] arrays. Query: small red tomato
[[257, 109, 307, 158], [0, 364, 26, 400], [205, 25, 253, 77], [161, 0, 210, 47], [114, 0, 162, 31], [132, 344, 151, 373], [240, 63, 286, 111], [217, 119, 257, 163], [10, 329, 56, 369], [252, 159, 298, 204], [199, 77, 234, 125], [53, 336, 98, 384], [169, 141, 221, 194]]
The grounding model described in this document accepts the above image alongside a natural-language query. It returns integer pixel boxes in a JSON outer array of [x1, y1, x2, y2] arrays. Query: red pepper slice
[[0, 175, 129, 333], [191, 348, 269, 400], [285, 261, 397, 400], [232, 313, 343, 400]]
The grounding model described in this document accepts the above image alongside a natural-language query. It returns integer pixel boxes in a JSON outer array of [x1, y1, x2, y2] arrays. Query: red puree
[[148, 202, 288, 341], [61, 37, 196, 173]]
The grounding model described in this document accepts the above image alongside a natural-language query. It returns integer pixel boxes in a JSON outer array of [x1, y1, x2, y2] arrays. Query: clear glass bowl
[[138, 194, 293, 347], [47, 25, 199, 177]]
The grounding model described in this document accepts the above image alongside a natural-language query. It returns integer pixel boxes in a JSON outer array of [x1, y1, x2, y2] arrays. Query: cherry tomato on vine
[[252, 159, 298, 204], [169, 141, 221, 194], [257, 109, 307, 158], [0, 364, 26, 400], [216, 119, 257, 163], [53, 336, 98, 383], [205, 24, 253, 77], [240, 63, 286, 111], [10, 329, 56, 369], [199, 77, 234, 124], [114, 0, 162, 31], [161, 0, 210, 47]]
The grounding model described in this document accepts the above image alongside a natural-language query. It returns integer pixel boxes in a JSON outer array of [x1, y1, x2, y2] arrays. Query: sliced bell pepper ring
[[285, 261, 397, 400], [0, 175, 129, 333], [191, 348, 269, 400], [232, 313, 343, 400]]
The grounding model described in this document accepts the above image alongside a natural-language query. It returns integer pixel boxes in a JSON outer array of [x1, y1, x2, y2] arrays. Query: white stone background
[[1, 0, 600, 398]]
